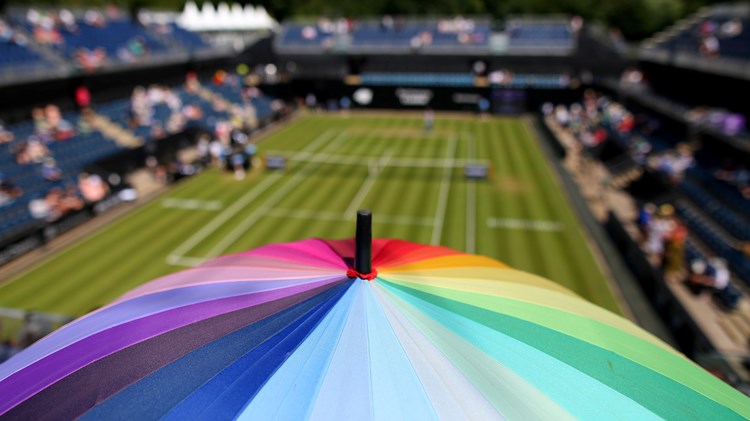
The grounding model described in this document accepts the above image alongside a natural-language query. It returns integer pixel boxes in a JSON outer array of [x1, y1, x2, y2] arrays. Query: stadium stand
[[643, 4, 750, 60], [0, 17, 53, 80], [0, 75, 281, 243], [639, 3, 750, 81], [276, 16, 575, 55], [506, 18, 575, 52]]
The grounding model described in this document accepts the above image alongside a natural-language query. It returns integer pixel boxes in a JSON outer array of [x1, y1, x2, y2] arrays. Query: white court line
[[161, 198, 223, 211], [266, 208, 434, 226], [345, 148, 394, 215], [203, 131, 350, 260], [465, 134, 476, 253], [166, 129, 338, 266], [377, 214, 434, 226], [431, 136, 458, 245], [263, 150, 488, 169], [265, 208, 345, 221], [486, 218, 564, 232]]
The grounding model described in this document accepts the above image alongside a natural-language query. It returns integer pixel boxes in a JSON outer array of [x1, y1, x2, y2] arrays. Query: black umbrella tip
[[355, 210, 372, 275]]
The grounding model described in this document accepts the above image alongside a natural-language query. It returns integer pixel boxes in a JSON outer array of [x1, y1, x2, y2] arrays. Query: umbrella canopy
[[0, 238, 748, 420]]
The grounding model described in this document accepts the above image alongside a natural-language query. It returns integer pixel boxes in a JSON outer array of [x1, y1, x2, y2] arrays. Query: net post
[[355, 210, 372, 274]]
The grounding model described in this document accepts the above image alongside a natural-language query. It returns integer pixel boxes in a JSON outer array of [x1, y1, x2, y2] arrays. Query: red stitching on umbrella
[[346, 268, 378, 281]]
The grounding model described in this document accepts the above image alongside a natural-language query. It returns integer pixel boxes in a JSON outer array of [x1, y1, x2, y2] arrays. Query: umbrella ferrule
[[355, 210, 373, 275]]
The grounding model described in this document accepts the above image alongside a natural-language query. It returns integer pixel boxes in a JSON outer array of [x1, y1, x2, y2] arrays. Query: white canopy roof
[[178, 1, 278, 31]]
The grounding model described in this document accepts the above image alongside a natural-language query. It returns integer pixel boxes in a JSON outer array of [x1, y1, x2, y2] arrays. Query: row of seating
[[507, 21, 574, 49], [2, 80, 279, 241], [685, 166, 750, 219], [676, 202, 750, 288], [0, 11, 212, 73], [279, 19, 573, 50], [645, 6, 750, 60], [678, 177, 750, 242], [684, 239, 743, 309]]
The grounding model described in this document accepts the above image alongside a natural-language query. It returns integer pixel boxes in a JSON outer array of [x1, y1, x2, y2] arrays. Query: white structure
[[178, 1, 278, 32]]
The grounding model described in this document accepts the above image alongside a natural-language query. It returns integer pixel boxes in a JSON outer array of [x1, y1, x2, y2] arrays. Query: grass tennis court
[[0, 113, 621, 317]]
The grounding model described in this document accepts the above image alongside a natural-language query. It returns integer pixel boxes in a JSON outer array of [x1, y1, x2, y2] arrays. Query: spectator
[[15, 138, 50, 164], [84, 9, 107, 28], [699, 34, 719, 57], [637, 203, 657, 238], [662, 217, 688, 274], [31, 107, 50, 136], [40, 158, 62, 181], [75, 86, 91, 110], [688, 257, 730, 295], [424, 108, 435, 133], [78, 173, 109, 203], [719, 18, 743, 38], [0, 174, 23, 207], [644, 204, 676, 265], [45, 104, 75, 140], [41, 187, 83, 221], [0, 121, 14, 144], [76, 47, 107, 72], [28, 195, 54, 221], [230, 150, 246, 180]]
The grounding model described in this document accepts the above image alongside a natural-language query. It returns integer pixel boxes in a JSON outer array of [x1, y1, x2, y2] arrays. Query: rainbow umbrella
[[0, 212, 748, 420]]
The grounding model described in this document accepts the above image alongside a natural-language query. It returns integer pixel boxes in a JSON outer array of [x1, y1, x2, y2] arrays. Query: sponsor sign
[[395, 88, 433, 106]]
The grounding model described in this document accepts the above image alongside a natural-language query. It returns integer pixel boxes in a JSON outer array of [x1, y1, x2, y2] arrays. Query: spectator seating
[[676, 201, 750, 288], [685, 166, 750, 220], [506, 20, 574, 51], [164, 23, 211, 50], [279, 20, 490, 50], [55, 19, 169, 62], [278, 23, 335, 48], [678, 177, 750, 242], [0, 108, 129, 239], [352, 22, 425, 47], [643, 5, 750, 60], [1, 80, 280, 242], [0, 41, 46, 70], [3, 8, 219, 75], [684, 240, 743, 310]]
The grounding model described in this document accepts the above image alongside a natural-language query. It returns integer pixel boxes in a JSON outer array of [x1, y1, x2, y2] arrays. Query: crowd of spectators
[[0, 101, 119, 225], [543, 91, 750, 309], [638, 203, 689, 275], [128, 72, 269, 183], [0, 17, 29, 48], [18, 6, 161, 71], [545, 89, 695, 183], [129, 84, 189, 136], [697, 17, 744, 58], [27, 185, 84, 222], [0, 174, 23, 207], [295, 15, 487, 48], [714, 160, 750, 199], [685, 106, 747, 137]]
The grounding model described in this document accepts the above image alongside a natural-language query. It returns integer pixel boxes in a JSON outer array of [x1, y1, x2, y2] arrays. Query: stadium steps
[[89, 114, 143, 148], [642, 6, 711, 48], [609, 166, 643, 189], [194, 84, 234, 110]]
